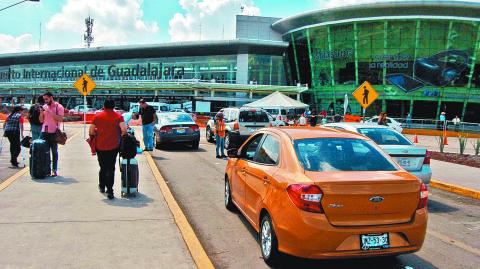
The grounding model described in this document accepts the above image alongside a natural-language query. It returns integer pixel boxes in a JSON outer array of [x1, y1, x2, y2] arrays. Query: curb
[[430, 180, 480, 200]]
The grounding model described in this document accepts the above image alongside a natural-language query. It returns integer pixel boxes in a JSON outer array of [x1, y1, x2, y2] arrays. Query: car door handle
[[241, 168, 247, 174], [263, 176, 270, 184]]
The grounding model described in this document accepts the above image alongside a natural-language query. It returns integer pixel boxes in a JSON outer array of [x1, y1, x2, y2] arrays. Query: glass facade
[[248, 55, 288, 85], [288, 19, 480, 122]]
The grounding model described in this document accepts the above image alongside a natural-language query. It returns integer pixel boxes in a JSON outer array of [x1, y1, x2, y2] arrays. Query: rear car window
[[357, 128, 411, 145], [160, 114, 194, 124], [239, 110, 269, 123], [294, 138, 398, 172]]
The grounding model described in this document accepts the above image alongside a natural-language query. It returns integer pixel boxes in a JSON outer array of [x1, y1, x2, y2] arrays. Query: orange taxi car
[[224, 127, 428, 265]]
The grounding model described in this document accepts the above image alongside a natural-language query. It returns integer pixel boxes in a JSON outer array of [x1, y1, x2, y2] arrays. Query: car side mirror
[[227, 148, 239, 158]]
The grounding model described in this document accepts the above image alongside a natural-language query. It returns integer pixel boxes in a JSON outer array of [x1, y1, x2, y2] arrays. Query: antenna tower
[[84, 16, 94, 48]]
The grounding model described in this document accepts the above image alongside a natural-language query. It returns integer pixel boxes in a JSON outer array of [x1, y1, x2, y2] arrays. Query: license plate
[[176, 128, 186, 134], [398, 159, 411, 167], [248, 128, 257, 133], [360, 233, 390, 250]]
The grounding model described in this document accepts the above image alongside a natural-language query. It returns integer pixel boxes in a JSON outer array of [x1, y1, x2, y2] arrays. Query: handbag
[[21, 136, 31, 148], [54, 104, 68, 145]]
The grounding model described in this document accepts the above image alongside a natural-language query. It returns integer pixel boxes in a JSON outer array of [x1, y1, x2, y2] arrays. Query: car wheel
[[224, 177, 236, 211], [224, 132, 231, 150], [260, 214, 280, 266], [206, 126, 214, 143], [191, 140, 200, 150]]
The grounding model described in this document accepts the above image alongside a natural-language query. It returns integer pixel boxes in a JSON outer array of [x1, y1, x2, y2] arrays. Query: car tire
[[260, 214, 280, 266], [224, 177, 236, 211], [191, 140, 200, 150], [224, 132, 231, 150], [206, 126, 214, 143], [154, 134, 160, 150]]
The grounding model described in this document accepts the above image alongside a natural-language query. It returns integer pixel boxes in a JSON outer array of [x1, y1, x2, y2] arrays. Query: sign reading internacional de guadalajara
[[0, 62, 185, 82]]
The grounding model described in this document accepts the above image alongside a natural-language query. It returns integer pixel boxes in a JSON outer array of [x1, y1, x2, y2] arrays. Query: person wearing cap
[[439, 111, 446, 130], [139, 99, 156, 151], [214, 112, 226, 158]]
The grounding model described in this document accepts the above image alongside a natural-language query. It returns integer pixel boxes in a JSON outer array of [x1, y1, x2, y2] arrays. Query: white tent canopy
[[243, 91, 308, 109]]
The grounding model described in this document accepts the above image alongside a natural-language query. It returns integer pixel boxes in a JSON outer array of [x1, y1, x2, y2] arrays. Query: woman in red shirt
[[89, 99, 127, 199]]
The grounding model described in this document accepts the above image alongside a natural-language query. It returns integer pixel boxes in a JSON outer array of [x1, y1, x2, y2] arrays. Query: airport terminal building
[[1, 1, 480, 122]]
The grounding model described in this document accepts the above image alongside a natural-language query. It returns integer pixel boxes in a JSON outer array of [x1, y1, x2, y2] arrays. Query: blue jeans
[[216, 135, 225, 156], [31, 124, 42, 141], [142, 124, 154, 150], [43, 133, 59, 172]]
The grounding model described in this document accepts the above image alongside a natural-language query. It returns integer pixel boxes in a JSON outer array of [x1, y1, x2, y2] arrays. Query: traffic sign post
[[352, 81, 379, 121], [73, 74, 96, 139]]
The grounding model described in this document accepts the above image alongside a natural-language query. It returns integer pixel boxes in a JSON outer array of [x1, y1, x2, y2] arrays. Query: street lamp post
[[0, 0, 39, 12]]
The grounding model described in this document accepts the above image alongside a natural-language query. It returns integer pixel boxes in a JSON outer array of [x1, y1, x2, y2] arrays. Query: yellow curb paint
[[0, 130, 80, 193], [0, 167, 29, 192], [138, 135, 214, 269], [430, 180, 480, 200]]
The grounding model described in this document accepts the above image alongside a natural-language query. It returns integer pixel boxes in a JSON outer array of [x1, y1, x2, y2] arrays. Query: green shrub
[[458, 134, 468, 155], [472, 139, 480, 156], [436, 135, 445, 153]]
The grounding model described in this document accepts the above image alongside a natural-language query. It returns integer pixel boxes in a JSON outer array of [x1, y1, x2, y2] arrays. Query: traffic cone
[[413, 134, 419, 143], [443, 132, 449, 145]]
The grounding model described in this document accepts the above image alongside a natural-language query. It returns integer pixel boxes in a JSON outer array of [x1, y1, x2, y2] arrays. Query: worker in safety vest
[[214, 112, 226, 159]]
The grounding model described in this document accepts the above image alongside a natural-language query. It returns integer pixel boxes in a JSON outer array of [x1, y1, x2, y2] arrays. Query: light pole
[[0, 0, 39, 12]]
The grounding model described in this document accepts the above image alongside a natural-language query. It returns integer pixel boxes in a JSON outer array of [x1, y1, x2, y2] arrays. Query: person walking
[[41, 92, 64, 177], [406, 112, 412, 129], [89, 99, 127, 199], [3, 106, 24, 167], [139, 99, 156, 151], [28, 96, 45, 140], [214, 112, 226, 159]]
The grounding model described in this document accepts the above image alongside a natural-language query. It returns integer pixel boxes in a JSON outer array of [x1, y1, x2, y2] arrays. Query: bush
[[472, 139, 480, 156], [436, 135, 446, 153], [458, 134, 468, 155]]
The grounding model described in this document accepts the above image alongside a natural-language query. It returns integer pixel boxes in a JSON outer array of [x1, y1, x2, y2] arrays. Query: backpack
[[28, 104, 42, 126], [119, 132, 138, 159]]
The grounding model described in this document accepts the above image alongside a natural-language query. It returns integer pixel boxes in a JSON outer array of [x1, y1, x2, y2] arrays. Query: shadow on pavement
[[151, 155, 169, 161], [102, 192, 154, 208], [428, 198, 459, 213], [31, 176, 79, 185], [156, 143, 207, 152]]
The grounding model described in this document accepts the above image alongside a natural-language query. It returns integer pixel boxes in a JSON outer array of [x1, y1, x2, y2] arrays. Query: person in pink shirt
[[41, 92, 64, 177]]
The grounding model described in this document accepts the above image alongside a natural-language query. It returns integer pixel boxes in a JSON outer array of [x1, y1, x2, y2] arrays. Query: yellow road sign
[[73, 74, 96, 96], [353, 81, 379, 110]]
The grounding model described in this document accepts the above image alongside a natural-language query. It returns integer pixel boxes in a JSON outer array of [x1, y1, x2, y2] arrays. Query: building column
[[290, 33, 301, 84], [413, 20, 421, 78], [354, 22, 359, 85], [249, 91, 253, 100], [327, 26, 336, 105], [297, 93, 300, 101], [211, 90, 215, 98], [463, 23, 480, 120], [306, 28, 317, 110], [382, 21, 388, 86]]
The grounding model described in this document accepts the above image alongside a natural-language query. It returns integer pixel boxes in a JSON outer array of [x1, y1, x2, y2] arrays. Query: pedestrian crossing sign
[[73, 74, 96, 96], [353, 81, 378, 110]]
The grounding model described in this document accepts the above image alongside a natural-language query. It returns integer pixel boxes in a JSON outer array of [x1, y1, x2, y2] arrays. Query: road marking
[[0, 131, 80, 193], [430, 179, 480, 200], [428, 230, 480, 256], [140, 139, 215, 269]]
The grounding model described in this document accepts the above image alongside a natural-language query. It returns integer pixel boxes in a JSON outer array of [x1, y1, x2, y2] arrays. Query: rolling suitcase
[[30, 138, 51, 179], [120, 157, 139, 197]]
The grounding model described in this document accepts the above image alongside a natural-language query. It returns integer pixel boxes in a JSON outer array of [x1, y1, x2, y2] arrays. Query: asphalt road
[[151, 130, 480, 269]]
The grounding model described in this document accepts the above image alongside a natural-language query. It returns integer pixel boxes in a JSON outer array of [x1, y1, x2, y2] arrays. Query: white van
[[129, 102, 169, 113]]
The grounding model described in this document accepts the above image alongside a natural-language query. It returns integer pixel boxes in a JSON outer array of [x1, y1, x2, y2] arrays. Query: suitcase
[[30, 138, 51, 179], [120, 158, 139, 197]]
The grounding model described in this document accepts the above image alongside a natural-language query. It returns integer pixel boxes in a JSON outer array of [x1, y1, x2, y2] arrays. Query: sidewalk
[[404, 134, 479, 155], [0, 126, 195, 268], [430, 159, 480, 192]]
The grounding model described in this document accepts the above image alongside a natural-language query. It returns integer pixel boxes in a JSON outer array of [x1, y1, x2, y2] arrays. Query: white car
[[324, 122, 431, 184], [72, 105, 95, 113], [365, 116, 403, 132]]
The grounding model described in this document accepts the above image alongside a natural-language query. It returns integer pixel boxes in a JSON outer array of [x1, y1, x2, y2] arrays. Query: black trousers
[[6, 132, 21, 165], [96, 149, 118, 193]]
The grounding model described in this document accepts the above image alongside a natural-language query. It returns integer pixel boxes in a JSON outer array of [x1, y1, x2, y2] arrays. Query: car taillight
[[417, 183, 428, 209], [287, 184, 324, 213], [190, 125, 199, 132], [160, 126, 172, 133], [234, 121, 239, 131], [423, 150, 431, 165]]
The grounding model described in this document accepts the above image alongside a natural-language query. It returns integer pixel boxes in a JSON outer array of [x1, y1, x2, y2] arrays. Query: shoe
[[99, 186, 105, 193], [51, 171, 58, 177], [11, 162, 19, 167], [221, 155, 227, 158], [216, 155, 221, 159], [107, 192, 114, 200]]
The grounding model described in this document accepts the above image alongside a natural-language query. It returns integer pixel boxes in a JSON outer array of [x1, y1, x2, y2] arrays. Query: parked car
[[153, 112, 200, 149], [72, 105, 96, 113], [129, 102, 169, 113], [225, 127, 428, 265], [324, 122, 431, 184], [365, 116, 403, 132], [266, 113, 286, 127], [170, 109, 186, 113], [205, 107, 270, 149]]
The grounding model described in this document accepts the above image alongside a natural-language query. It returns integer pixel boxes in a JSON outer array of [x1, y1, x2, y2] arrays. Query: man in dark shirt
[[139, 99, 157, 151]]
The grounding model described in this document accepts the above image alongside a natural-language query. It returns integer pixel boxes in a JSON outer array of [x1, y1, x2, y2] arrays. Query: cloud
[[45, 0, 160, 49], [0, 33, 37, 53], [169, 0, 260, 42]]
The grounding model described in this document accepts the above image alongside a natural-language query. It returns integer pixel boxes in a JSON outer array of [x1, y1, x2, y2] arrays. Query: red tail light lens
[[160, 126, 172, 133], [233, 121, 239, 131], [287, 184, 324, 213], [417, 183, 428, 209], [423, 150, 431, 165], [190, 125, 199, 132]]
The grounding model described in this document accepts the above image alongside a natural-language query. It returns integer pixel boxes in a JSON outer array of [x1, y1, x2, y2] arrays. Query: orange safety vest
[[215, 120, 226, 138]]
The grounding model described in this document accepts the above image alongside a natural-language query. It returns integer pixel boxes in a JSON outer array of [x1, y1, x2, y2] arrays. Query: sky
[[0, 0, 478, 53]]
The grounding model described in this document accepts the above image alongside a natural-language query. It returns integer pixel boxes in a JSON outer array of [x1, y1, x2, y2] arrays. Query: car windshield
[[239, 110, 269, 122], [357, 128, 411, 145], [160, 114, 193, 123], [294, 138, 398, 172]]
